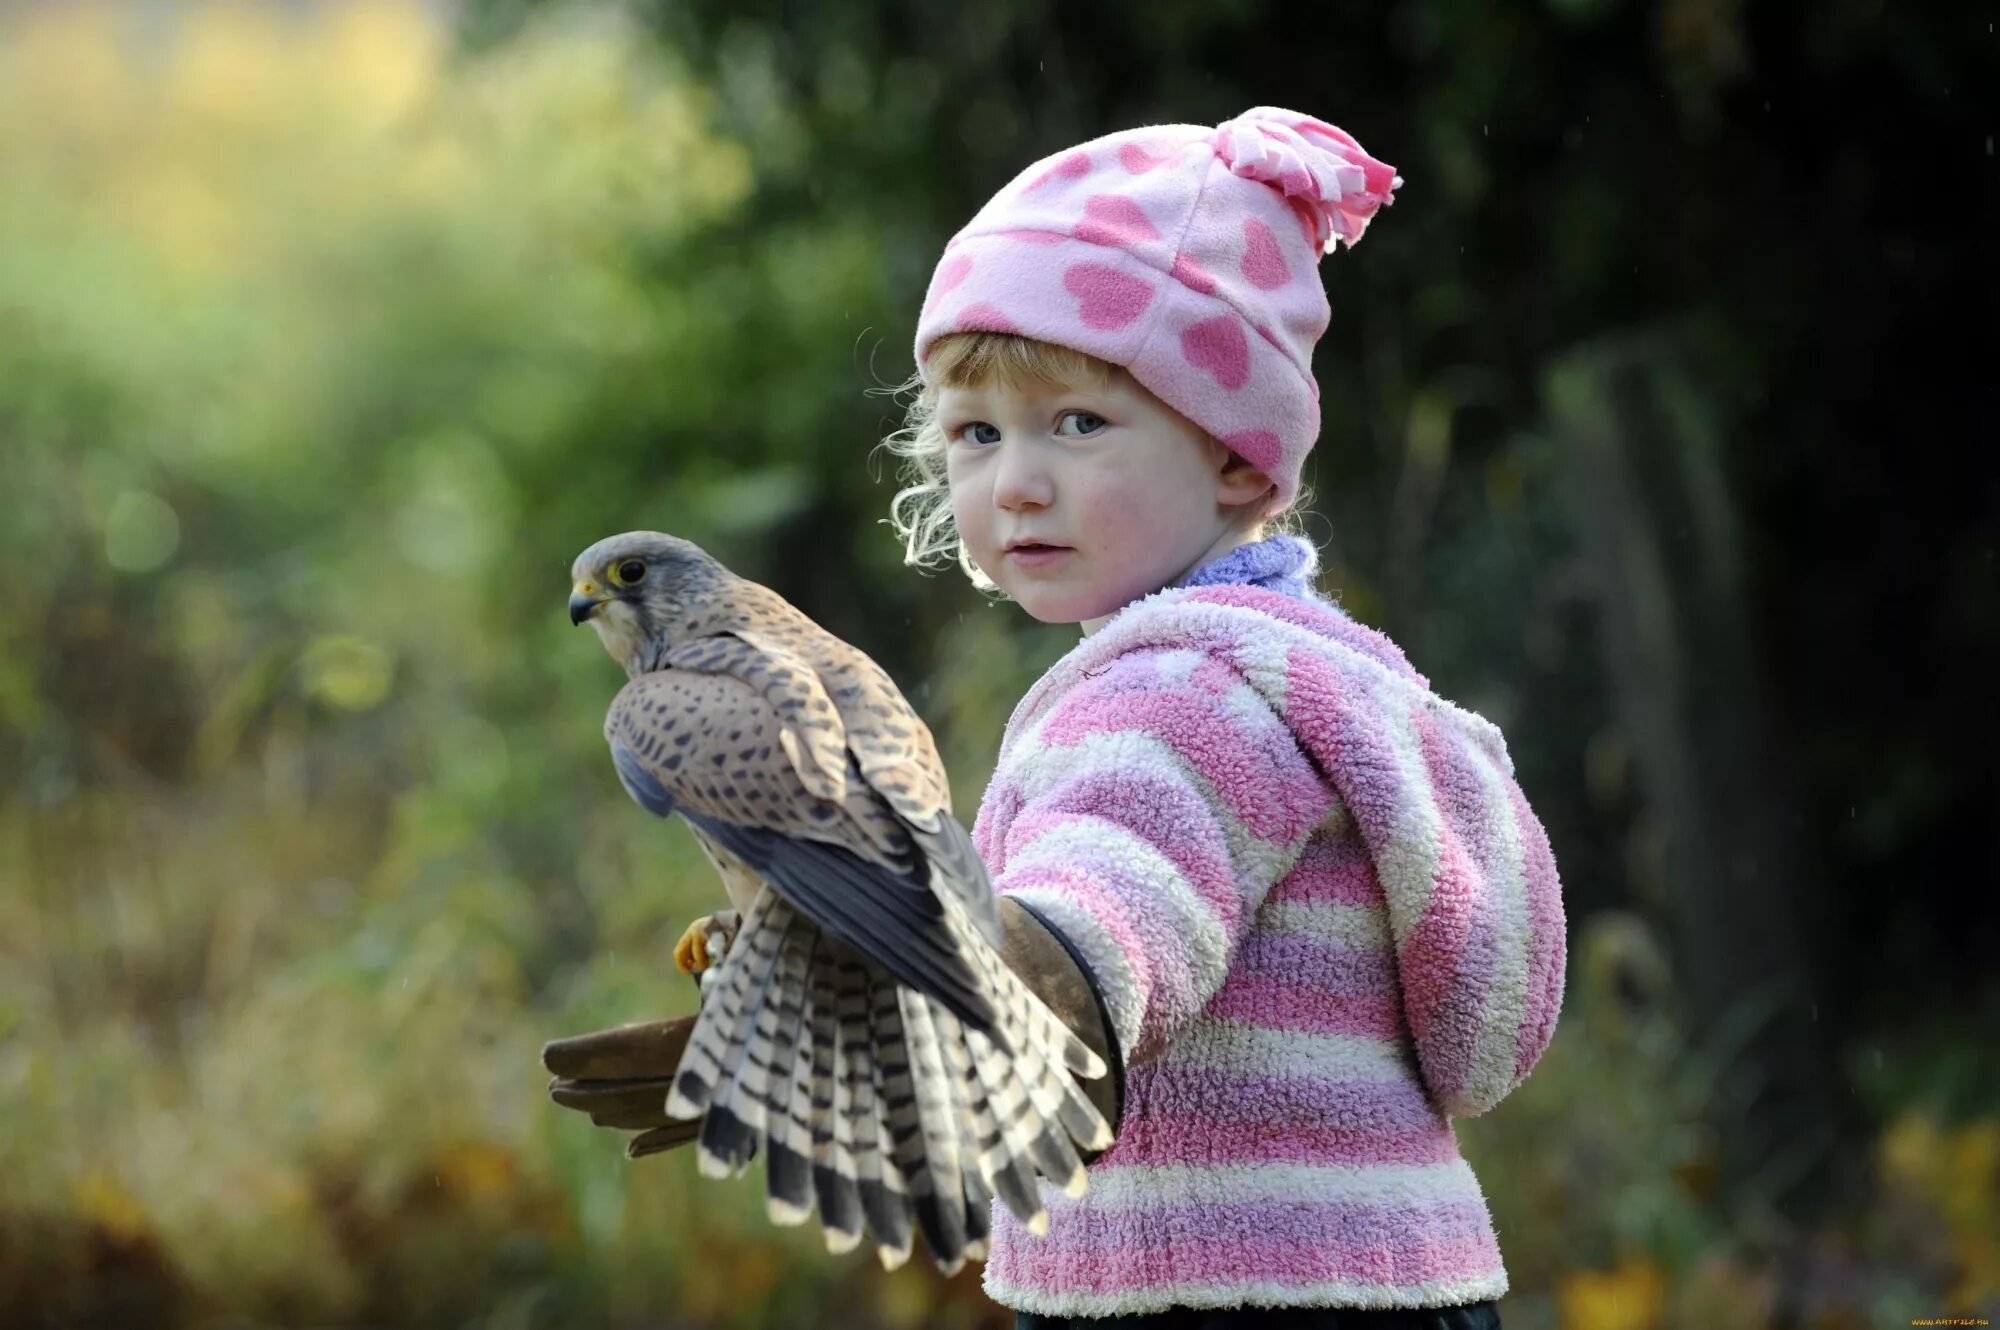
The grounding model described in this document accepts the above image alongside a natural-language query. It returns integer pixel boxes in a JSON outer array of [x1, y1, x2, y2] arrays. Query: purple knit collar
[[1173, 533, 1326, 603]]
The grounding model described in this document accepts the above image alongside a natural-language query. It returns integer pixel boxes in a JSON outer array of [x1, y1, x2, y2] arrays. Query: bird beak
[[570, 583, 605, 626]]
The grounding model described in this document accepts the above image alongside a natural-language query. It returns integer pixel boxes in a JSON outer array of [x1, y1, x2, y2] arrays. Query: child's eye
[[1058, 411, 1106, 436], [954, 422, 1002, 446]]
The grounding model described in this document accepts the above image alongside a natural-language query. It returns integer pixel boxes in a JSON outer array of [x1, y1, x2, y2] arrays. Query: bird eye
[[615, 559, 646, 585]]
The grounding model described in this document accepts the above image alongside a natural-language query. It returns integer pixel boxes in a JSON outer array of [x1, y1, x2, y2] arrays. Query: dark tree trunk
[[1546, 325, 1852, 1226]]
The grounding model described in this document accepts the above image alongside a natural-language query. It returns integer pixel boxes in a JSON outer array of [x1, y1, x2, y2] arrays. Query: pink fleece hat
[[914, 107, 1401, 517]]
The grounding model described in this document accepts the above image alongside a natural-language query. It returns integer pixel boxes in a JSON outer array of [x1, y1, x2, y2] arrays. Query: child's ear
[[1209, 437, 1276, 509]]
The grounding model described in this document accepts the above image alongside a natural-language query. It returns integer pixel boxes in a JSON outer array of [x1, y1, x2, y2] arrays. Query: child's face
[[940, 367, 1271, 635]]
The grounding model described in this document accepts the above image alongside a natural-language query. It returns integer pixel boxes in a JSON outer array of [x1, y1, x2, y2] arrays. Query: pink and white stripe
[[970, 584, 1566, 1316]]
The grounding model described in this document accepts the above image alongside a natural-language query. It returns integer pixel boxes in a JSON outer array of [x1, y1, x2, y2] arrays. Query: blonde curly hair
[[872, 332, 1311, 598]]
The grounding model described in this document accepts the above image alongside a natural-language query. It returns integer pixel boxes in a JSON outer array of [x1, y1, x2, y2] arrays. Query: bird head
[[568, 531, 726, 674]]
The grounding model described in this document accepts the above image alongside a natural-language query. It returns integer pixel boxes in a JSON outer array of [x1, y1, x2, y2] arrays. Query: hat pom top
[[1212, 107, 1403, 254]]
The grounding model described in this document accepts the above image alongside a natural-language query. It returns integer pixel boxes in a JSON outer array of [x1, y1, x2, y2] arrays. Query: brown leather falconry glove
[[994, 896, 1124, 1162], [543, 896, 1125, 1163]]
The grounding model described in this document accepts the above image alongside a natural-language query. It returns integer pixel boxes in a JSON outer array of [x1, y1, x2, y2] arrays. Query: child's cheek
[[947, 487, 978, 542]]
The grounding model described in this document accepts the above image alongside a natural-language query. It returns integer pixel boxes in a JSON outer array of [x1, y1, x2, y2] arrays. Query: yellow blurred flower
[[429, 1138, 518, 1206], [71, 1167, 151, 1244], [1879, 1111, 2000, 1311], [1558, 1256, 1667, 1330], [300, 635, 394, 712], [312, 0, 441, 128]]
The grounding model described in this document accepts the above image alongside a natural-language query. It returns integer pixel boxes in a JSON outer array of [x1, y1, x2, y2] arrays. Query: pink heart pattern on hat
[[1065, 264, 1156, 331], [1074, 194, 1161, 248], [1181, 315, 1250, 390], [1239, 218, 1290, 290]]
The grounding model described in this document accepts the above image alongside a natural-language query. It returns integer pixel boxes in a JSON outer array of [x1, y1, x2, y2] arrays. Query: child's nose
[[992, 440, 1056, 511]]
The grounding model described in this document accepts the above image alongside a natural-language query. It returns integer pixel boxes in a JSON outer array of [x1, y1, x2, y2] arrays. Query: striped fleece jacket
[[973, 534, 1567, 1316]]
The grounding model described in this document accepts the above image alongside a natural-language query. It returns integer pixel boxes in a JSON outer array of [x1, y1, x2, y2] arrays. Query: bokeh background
[[1, 1, 1992, 1327]]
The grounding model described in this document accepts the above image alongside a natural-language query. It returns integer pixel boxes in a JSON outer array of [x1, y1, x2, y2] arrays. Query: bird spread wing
[[600, 639, 1111, 1273]]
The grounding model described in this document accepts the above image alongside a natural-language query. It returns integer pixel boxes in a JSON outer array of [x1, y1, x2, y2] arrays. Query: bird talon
[[674, 909, 742, 975], [672, 920, 707, 975]]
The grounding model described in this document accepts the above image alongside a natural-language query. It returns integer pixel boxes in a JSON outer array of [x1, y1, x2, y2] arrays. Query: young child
[[877, 108, 1567, 1329]]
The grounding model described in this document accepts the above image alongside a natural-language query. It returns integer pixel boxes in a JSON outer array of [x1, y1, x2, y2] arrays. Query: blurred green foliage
[[0, 4, 1060, 1326], [0, 2, 1991, 1328]]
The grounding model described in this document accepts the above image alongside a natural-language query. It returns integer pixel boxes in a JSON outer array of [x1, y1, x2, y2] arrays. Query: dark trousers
[[1016, 1300, 1502, 1330]]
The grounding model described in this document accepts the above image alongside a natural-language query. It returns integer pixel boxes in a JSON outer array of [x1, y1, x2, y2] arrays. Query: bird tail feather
[[666, 886, 786, 1175], [892, 984, 970, 1276], [804, 930, 864, 1253], [665, 886, 772, 1120], [931, 1005, 995, 1262], [836, 955, 914, 1267], [759, 913, 818, 1227], [667, 890, 1112, 1269]]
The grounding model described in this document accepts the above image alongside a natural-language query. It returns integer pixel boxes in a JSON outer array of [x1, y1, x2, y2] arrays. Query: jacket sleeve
[[970, 645, 1332, 1068], [1338, 685, 1568, 1119]]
